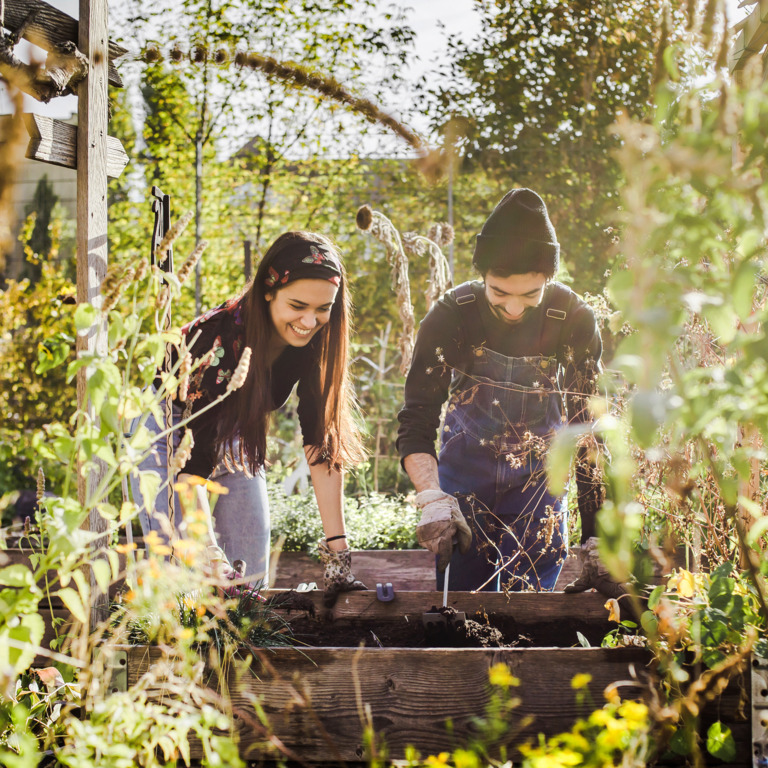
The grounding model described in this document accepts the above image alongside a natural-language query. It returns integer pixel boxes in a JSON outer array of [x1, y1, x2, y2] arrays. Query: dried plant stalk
[[154, 210, 193, 266], [401, 229, 452, 310], [356, 205, 415, 374], [177, 240, 208, 286]]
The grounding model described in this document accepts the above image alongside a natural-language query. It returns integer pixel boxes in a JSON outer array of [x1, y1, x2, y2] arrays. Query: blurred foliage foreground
[[3, 7, 768, 768]]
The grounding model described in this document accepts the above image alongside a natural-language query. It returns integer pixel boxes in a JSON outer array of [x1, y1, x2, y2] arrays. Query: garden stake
[[422, 562, 465, 630]]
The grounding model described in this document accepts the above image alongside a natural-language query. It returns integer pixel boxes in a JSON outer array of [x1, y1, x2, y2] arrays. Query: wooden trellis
[[1, 0, 128, 625]]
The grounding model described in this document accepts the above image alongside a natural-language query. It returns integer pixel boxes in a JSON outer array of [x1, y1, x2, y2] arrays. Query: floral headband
[[264, 242, 342, 289]]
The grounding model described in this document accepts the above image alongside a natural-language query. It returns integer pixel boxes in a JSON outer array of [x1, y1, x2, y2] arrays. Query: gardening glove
[[205, 543, 237, 582], [563, 537, 626, 599], [318, 538, 367, 608], [415, 490, 472, 572]]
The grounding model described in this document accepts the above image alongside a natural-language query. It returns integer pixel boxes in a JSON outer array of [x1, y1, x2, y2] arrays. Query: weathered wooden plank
[[124, 644, 651, 761], [267, 588, 615, 625], [77, 0, 111, 631], [24, 114, 128, 178], [272, 549, 435, 591], [0, 0, 126, 87]]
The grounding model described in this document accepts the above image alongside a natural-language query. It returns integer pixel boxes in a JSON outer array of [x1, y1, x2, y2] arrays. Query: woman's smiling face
[[266, 278, 338, 349]]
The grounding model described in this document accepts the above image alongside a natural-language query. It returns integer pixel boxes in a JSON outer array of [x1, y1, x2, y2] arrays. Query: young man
[[397, 188, 616, 594]]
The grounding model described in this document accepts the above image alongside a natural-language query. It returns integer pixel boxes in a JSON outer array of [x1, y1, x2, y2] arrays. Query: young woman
[[134, 231, 367, 606]]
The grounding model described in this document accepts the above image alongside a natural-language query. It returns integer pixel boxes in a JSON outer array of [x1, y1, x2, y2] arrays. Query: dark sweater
[[397, 280, 602, 462], [165, 296, 321, 477]]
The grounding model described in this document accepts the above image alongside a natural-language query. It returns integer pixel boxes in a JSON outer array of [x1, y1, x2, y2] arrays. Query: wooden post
[[76, 0, 110, 628]]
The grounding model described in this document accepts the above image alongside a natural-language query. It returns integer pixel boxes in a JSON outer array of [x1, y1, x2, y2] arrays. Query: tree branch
[[0, 37, 88, 103]]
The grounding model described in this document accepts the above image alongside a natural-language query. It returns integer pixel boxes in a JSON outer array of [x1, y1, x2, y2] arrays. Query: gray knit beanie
[[473, 188, 560, 277]]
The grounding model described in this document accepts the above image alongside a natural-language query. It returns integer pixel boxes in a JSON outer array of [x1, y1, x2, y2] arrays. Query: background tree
[[425, 0, 684, 291]]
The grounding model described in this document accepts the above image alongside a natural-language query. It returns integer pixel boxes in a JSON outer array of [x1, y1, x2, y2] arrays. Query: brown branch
[[0, 38, 88, 103]]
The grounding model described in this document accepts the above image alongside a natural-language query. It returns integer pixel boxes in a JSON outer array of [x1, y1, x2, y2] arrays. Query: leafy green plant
[[268, 482, 419, 553]]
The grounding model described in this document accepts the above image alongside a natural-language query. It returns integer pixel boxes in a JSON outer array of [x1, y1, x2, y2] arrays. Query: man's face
[[483, 271, 548, 325]]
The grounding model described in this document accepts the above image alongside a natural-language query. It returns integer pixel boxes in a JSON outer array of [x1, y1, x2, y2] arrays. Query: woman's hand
[[317, 538, 366, 607]]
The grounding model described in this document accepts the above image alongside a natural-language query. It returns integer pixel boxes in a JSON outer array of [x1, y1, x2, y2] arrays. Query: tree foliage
[[426, 0, 682, 291]]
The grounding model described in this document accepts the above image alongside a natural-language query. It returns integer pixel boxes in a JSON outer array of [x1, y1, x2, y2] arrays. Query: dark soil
[[277, 605, 611, 649]]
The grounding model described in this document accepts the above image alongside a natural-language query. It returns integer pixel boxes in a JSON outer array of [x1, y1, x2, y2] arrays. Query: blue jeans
[[129, 403, 271, 585]]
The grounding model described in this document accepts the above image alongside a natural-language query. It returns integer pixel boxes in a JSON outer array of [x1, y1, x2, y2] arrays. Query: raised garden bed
[[120, 590, 750, 766]]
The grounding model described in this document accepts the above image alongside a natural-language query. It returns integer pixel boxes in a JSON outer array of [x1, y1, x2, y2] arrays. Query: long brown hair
[[217, 231, 366, 474]]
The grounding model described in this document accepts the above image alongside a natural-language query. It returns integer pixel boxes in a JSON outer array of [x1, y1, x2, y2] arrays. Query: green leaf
[[92, 559, 111, 595], [74, 303, 99, 332], [647, 584, 664, 611], [56, 587, 88, 624], [706, 722, 736, 762], [1, 614, 45, 674], [576, 632, 590, 648], [138, 471, 161, 515], [545, 425, 582, 495], [0, 564, 35, 588], [731, 260, 758, 322], [35, 333, 73, 375]]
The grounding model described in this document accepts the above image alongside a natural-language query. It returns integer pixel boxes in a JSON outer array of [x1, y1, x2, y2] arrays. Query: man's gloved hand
[[318, 538, 367, 608], [415, 490, 472, 572], [564, 537, 626, 598]]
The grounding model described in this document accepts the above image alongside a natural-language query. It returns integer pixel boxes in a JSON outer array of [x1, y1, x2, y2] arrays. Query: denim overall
[[436, 301, 569, 592]]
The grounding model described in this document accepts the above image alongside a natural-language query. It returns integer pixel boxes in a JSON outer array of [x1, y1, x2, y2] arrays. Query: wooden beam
[[25, 114, 128, 178], [731, 0, 768, 71], [0, 0, 126, 87], [268, 588, 616, 624], [76, 0, 110, 630]]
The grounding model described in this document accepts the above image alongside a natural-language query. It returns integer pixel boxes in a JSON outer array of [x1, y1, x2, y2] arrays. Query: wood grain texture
[[1, 0, 126, 86], [123, 645, 650, 761], [76, 0, 111, 631], [25, 114, 128, 178], [267, 587, 614, 624]]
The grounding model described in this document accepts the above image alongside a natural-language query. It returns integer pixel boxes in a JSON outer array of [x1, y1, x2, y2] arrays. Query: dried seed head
[[178, 344, 193, 402], [356, 205, 373, 231], [227, 347, 252, 393], [154, 210, 193, 266], [155, 284, 170, 310], [170, 45, 184, 62], [190, 45, 207, 64], [36, 467, 45, 503], [103, 267, 136, 314], [144, 44, 161, 63], [214, 48, 229, 65], [24, 516, 31, 536], [135, 257, 149, 282], [234, 50, 247, 68], [177, 240, 208, 286], [170, 428, 194, 474]]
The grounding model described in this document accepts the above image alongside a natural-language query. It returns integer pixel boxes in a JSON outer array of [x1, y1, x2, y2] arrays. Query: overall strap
[[539, 282, 577, 362], [454, 282, 487, 379]]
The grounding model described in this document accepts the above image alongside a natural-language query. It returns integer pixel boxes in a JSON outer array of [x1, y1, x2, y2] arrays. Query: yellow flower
[[144, 530, 172, 556], [618, 700, 648, 725], [604, 598, 621, 623], [489, 663, 519, 688], [668, 569, 696, 598], [178, 627, 194, 641], [604, 686, 621, 704], [571, 673, 592, 690], [424, 753, 450, 768], [115, 542, 137, 554], [453, 749, 479, 768]]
